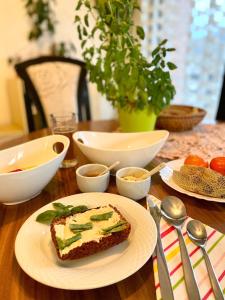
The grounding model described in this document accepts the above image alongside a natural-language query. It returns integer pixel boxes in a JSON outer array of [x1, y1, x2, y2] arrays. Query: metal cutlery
[[161, 196, 201, 300], [146, 196, 174, 300], [187, 219, 224, 300]]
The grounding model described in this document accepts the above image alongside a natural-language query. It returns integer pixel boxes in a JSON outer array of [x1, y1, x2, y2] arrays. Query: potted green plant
[[75, 0, 177, 132]]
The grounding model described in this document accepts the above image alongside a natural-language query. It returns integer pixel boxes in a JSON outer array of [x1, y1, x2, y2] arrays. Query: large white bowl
[[73, 130, 169, 170], [0, 135, 69, 205]]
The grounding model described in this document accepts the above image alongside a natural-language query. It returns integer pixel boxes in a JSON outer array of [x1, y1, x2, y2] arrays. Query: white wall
[[0, 0, 116, 126]]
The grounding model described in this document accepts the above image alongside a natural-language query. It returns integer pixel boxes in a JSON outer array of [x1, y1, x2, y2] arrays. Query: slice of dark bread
[[50, 205, 131, 260]]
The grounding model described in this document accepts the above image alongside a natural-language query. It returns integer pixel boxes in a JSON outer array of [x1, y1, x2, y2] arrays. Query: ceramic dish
[[0, 135, 69, 205], [76, 164, 110, 192], [116, 167, 151, 200], [15, 192, 157, 290], [73, 131, 169, 170], [160, 159, 225, 203]]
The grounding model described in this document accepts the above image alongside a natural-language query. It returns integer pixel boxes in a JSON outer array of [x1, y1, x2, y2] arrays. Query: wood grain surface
[[0, 120, 225, 300]]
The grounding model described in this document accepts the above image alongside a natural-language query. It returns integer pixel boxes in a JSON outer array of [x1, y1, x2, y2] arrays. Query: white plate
[[160, 159, 225, 203], [15, 192, 157, 290]]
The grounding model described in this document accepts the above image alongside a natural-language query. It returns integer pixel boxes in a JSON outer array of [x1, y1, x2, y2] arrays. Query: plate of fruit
[[160, 155, 225, 203]]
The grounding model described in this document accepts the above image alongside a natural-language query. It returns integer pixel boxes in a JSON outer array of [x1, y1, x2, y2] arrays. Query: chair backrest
[[216, 72, 225, 120], [15, 56, 91, 131]]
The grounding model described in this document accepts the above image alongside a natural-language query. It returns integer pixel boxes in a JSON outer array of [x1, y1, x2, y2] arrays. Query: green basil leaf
[[53, 202, 66, 210], [167, 48, 176, 52], [167, 62, 177, 70], [136, 26, 145, 40], [152, 46, 160, 57], [70, 205, 89, 214], [36, 210, 58, 224], [159, 39, 168, 46]]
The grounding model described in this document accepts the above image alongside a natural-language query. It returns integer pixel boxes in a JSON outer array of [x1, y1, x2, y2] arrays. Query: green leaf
[[151, 54, 161, 66], [105, 15, 112, 24], [167, 48, 176, 52], [160, 60, 165, 68], [152, 46, 160, 57], [167, 62, 177, 70], [139, 75, 146, 89], [136, 26, 145, 40], [53, 202, 66, 210], [36, 210, 58, 224], [70, 205, 89, 214], [159, 39, 168, 46], [139, 90, 148, 102], [36, 203, 89, 225]]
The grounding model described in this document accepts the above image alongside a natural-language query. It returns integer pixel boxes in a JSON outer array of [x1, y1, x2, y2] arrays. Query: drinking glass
[[50, 112, 78, 168]]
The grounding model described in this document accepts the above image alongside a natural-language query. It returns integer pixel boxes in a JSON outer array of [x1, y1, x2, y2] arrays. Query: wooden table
[[0, 120, 225, 300]]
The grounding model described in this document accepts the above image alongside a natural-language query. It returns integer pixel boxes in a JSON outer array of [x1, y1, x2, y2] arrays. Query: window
[[141, 0, 225, 120]]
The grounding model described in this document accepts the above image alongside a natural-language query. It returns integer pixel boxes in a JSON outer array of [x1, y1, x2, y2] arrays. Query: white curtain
[[141, 0, 225, 121]]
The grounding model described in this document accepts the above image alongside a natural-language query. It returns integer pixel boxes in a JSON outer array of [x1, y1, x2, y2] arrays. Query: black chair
[[216, 72, 225, 120], [15, 56, 91, 132]]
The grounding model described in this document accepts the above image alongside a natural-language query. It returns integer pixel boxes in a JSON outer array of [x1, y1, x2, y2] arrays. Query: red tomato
[[210, 157, 225, 176], [184, 155, 208, 167]]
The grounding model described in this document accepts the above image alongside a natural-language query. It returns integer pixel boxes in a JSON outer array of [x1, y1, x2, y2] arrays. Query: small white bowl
[[76, 164, 110, 193], [116, 167, 151, 201], [0, 135, 69, 205]]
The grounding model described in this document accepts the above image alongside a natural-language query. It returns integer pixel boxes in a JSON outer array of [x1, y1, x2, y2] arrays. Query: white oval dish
[[0, 135, 69, 205], [73, 131, 169, 170], [15, 192, 157, 290]]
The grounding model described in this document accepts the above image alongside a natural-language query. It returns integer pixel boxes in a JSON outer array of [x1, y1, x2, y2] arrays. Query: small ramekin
[[76, 164, 110, 193], [116, 167, 151, 201]]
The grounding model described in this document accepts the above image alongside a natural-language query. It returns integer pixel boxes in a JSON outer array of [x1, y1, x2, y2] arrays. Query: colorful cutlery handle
[[177, 229, 201, 300], [202, 247, 224, 300]]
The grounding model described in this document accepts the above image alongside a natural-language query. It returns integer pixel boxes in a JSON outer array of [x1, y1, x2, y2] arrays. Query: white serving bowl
[[116, 167, 151, 200], [73, 131, 169, 171], [76, 164, 110, 193], [0, 135, 69, 205]]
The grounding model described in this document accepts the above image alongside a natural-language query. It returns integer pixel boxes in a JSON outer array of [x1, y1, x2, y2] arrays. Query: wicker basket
[[156, 105, 206, 132]]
